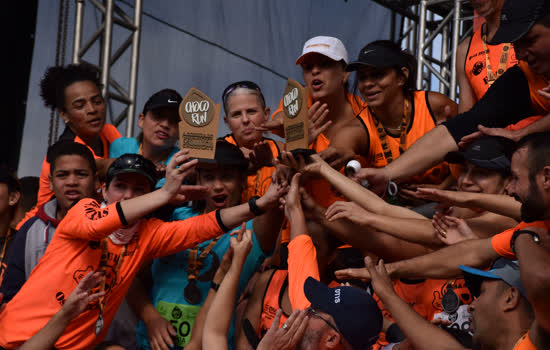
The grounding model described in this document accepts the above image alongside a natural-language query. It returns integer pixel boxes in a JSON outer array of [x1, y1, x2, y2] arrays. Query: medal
[[95, 312, 104, 335], [184, 280, 202, 305], [442, 285, 460, 314]]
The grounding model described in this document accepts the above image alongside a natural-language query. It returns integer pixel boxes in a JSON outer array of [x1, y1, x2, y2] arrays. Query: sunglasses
[[307, 307, 341, 334], [221, 81, 265, 105]]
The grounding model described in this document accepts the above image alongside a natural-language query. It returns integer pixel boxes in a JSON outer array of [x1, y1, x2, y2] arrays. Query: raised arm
[[253, 181, 286, 254]]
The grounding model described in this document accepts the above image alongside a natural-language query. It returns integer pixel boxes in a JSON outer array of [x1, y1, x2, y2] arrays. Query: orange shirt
[[224, 135, 281, 202], [514, 332, 537, 350], [518, 61, 550, 116], [0, 198, 223, 349], [34, 124, 121, 215], [465, 26, 518, 101], [491, 221, 550, 259], [258, 269, 289, 337]]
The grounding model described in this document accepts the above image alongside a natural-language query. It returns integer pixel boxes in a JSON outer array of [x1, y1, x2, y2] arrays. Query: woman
[[35, 63, 120, 211], [110, 89, 181, 187]]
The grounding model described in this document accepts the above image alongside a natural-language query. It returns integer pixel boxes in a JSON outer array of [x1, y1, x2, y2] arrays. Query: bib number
[[157, 301, 201, 347]]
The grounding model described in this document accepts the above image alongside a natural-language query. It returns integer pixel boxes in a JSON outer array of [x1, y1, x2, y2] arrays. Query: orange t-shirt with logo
[[0, 198, 223, 349], [491, 220, 550, 259]]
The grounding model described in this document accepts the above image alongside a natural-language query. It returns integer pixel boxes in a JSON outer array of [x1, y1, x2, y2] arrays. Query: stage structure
[[72, 0, 143, 137], [376, 0, 474, 100]]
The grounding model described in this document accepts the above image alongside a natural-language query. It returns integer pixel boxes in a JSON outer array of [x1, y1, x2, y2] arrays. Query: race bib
[[157, 301, 201, 347], [433, 304, 472, 334]]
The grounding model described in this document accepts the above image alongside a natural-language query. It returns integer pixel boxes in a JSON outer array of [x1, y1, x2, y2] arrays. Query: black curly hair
[[39, 62, 103, 111]]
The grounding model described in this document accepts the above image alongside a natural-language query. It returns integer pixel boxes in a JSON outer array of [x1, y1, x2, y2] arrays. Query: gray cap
[[459, 258, 525, 297]]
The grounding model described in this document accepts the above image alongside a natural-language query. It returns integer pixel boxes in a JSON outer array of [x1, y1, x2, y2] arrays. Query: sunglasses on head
[[222, 81, 264, 104]]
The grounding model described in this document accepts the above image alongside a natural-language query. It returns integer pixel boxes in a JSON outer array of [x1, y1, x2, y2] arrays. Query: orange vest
[[514, 332, 537, 350], [465, 26, 518, 101], [223, 135, 281, 202], [519, 61, 550, 116], [258, 269, 290, 338], [357, 91, 449, 185]]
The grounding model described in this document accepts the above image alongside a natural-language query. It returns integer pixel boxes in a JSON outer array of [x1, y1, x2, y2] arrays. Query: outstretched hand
[[280, 173, 302, 217], [325, 201, 372, 227], [432, 212, 476, 245], [62, 271, 104, 320], [365, 257, 395, 300], [249, 141, 274, 170], [230, 224, 253, 263], [163, 149, 201, 202], [354, 167, 389, 196], [257, 309, 309, 350], [308, 101, 332, 145]]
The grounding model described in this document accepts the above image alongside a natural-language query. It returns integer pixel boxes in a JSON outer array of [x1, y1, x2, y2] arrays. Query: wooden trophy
[[282, 79, 312, 156], [178, 88, 221, 159]]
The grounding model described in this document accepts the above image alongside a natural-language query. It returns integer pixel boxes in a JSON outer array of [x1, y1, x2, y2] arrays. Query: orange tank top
[[465, 25, 518, 101], [513, 332, 537, 350], [357, 91, 449, 184], [258, 269, 290, 338], [518, 61, 550, 116], [223, 135, 281, 202]]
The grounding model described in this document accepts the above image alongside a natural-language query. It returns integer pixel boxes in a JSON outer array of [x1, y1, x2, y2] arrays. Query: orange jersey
[[224, 135, 281, 202], [518, 61, 550, 116], [514, 332, 537, 350], [0, 198, 223, 349], [358, 91, 449, 184], [465, 27, 518, 101], [33, 124, 121, 225], [258, 269, 290, 337], [491, 220, 550, 259]]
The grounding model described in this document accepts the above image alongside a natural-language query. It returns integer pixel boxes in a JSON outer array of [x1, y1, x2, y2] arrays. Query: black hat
[[142, 89, 182, 114], [445, 136, 514, 173], [489, 0, 550, 44], [106, 154, 157, 189], [346, 41, 409, 72], [304, 277, 383, 349], [197, 140, 249, 171], [459, 258, 526, 298]]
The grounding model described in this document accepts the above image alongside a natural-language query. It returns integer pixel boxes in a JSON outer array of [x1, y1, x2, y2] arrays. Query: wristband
[[248, 195, 264, 216], [510, 229, 540, 255], [210, 281, 220, 292]]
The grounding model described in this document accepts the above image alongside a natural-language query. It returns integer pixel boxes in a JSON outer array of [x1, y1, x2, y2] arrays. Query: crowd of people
[[2, 0, 550, 349]]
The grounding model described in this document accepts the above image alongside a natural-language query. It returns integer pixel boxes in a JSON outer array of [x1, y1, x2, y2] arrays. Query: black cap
[[304, 277, 382, 349], [142, 89, 182, 114], [346, 41, 409, 72], [489, 0, 550, 44], [197, 140, 249, 171], [106, 154, 157, 189], [445, 136, 513, 173]]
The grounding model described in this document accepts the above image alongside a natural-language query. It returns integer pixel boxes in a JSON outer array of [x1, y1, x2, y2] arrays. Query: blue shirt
[[136, 206, 270, 349]]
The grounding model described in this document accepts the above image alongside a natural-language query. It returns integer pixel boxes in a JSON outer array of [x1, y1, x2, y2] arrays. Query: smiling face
[[513, 23, 550, 77], [356, 65, 406, 109], [138, 107, 179, 150], [60, 81, 106, 142], [300, 53, 349, 101], [224, 90, 269, 149], [457, 162, 508, 195], [468, 280, 503, 350], [197, 166, 243, 212]]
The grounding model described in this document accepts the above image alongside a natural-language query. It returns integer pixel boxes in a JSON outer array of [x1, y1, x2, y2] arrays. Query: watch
[[248, 195, 264, 216], [510, 229, 540, 254]]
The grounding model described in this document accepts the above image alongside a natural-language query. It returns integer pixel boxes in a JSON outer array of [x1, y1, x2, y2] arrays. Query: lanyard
[[0, 229, 14, 266], [188, 237, 221, 281], [371, 97, 411, 164], [481, 23, 511, 87]]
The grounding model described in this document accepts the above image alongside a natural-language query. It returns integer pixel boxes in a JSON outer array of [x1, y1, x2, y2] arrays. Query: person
[[256, 277, 383, 350], [12, 176, 39, 228], [222, 80, 283, 202], [110, 88, 182, 187], [0, 168, 21, 285], [0, 150, 285, 349], [457, 0, 518, 113], [128, 140, 286, 350], [0, 142, 98, 301], [355, 0, 550, 197], [31, 62, 121, 223]]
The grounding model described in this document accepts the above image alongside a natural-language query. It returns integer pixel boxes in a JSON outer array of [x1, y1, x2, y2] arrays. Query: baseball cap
[[106, 154, 157, 189], [197, 140, 249, 171], [346, 41, 409, 72], [296, 36, 349, 65], [304, 277, 382, 349], [489, 0, 550, 44], [459, 258, 526, 297], [142, 89, 182, 114], [445, 136, 513, 173]]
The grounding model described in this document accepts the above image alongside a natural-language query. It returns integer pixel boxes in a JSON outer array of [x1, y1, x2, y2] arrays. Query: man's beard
[[520, 182, 546, 222]]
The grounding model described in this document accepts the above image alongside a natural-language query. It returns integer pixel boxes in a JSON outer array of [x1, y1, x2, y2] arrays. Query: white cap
[[296, 36, 349, 65]]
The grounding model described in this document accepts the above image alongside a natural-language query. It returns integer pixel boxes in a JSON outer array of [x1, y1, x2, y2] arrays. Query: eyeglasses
[[307, 307, 340, 334], [221, 80, 265, 105]]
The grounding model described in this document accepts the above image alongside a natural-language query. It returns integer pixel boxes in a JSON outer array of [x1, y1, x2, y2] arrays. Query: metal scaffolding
[[72, 0, 143, 137], [375, 0, 474, 100]]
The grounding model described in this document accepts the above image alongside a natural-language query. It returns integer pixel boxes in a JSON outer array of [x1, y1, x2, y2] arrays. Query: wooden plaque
[[178, 88, 220, 159], [282, 79, 309, 150]]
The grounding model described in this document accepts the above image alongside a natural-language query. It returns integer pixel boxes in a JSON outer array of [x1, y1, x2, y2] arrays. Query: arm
[[366, 258, 467, 350], [202, 227, 252, 350], [253, 182, 286, 254], [318, 119, 367, 169], [456, 37, 477, 114], [426, 91, 458, 123]]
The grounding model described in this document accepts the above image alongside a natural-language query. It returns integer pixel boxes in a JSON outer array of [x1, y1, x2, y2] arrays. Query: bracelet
[[248, 195, 264, 216], [210, 281, 220, 292], [510, 229, 540, 255]]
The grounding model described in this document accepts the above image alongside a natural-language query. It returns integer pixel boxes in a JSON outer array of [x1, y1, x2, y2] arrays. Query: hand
[[255, 118, 284, 135], [230, 224, 253, 263], [365, 257, 395, 301], [272, 158, 293, 186], [168, 184, 209, 205], [279, 151, 308, 173], [334, 265, 372, 283], [308, 101, 332, 145], [355, 167, 389, 196], [459, 124, 522, 149], [538, 84, 550, 100], [60, 271, 104, 320], [162, 150, 199, 200], [301, 153, 325, 177], [249, 141, 274, 170], [432, 213, 476, 245], [144, 309, 177, 350], [281, 174, 302, 217], [257, 309, 309, 350], [257, 179, 290, 212], [325, 201, 372, 226], [155, 164, 167, 179], [318, 145, 355, 169]]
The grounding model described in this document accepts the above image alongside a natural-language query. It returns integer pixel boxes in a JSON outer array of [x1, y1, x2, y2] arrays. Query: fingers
[[237, 222, 246, 241], [270, 309, 282, 331], [286, 309, 309, 344], [334, 267, 370, 282]]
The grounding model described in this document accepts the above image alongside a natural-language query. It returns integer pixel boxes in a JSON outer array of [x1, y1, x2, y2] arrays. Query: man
[[0, 150, 285, 349], [257, 277, 382, 350], [357, 0, 550, 196], [0, 168, 21, 285], [1, 141, 98, 301]]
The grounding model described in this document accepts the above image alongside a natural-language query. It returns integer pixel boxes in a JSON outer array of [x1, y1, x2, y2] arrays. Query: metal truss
[[376, 0, 474, 100], [72, 0, 142, 136]]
